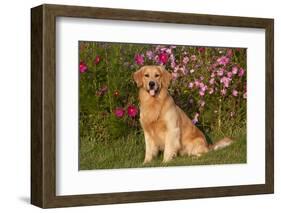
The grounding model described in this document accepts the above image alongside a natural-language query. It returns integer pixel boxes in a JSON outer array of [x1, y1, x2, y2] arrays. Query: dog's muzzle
[[148, 81, 157, 96]]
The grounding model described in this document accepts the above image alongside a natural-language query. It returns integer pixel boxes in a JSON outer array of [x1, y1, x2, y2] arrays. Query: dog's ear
[[133, 67, 144, 87], [160, 66, 172, 88]]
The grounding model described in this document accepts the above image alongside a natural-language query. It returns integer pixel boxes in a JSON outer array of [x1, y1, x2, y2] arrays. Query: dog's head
[[133, 65, 172, 97]]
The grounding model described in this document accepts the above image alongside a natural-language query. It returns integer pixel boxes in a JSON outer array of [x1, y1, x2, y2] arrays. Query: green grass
[[79, 132, 246, 170]]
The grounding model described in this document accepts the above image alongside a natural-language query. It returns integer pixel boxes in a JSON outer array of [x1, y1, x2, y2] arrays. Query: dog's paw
[[143, 158, 152, 164], [162, 157, 173, 164]]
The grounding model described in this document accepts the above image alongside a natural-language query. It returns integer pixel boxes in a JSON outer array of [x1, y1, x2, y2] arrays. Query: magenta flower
[[238, 68, 245, 77], [127, 105, 138, 117], [94, 56, 101, 65], [79, 62, 87, 73], [232, 66, 238, 75], [135, 54, 144, 65], [198, 47, 205, 53], [232, 90, 238, 97], [217, 56, 230, 66], [158, 52, 169, 64], [114, 107, 125, 118]]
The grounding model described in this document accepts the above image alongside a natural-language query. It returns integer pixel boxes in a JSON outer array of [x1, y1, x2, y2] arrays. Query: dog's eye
[[144, 74, 149, 78], [155, 74, 160, 78]]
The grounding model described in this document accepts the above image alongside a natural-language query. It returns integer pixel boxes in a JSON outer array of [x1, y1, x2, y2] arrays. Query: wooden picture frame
[[31, 4, 274, 208]]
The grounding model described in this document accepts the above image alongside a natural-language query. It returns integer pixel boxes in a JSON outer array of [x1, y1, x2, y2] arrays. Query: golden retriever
[[133, 65, 233, 163]]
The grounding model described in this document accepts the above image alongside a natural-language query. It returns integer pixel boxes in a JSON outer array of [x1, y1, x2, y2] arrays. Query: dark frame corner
[[31, 4, 274, 208]]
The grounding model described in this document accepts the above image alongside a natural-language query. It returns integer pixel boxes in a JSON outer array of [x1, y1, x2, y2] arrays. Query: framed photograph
[[31, 4, 274, 208]]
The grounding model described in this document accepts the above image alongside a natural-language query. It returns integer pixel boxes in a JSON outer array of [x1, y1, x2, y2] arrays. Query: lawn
[[79, 132, 246, 170]]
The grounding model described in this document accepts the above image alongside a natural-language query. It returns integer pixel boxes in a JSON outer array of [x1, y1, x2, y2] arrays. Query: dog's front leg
[[163, 127, 181, 163], [143, 132, 158, 164]]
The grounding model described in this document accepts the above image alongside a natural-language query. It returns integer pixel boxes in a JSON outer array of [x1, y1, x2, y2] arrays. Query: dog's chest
[[141, 116, 167, 148]]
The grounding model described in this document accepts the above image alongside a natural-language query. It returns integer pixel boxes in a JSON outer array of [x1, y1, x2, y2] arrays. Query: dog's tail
[[208, 137, 234, 151]]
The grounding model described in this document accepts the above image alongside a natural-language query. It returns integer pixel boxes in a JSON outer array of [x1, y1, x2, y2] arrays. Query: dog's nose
[[149, 81, 155, 88]]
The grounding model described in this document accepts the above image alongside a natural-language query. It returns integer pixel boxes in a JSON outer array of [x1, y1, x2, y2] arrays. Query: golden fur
[[133, 65, 233, 163]]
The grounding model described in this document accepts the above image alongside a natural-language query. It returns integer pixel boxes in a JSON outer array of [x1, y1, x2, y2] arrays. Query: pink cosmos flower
[[170, 54, 176, 68], [209, 78, 215, 85], [79, 62, 87, 73], [191, 55, 197, 61], [154, 55, 159, 62], [146, 50, 154, 60], [127, 105, 138, 117], [217, 68, 224, 76], [182, 56, 189, 64], [238, 68, 245, 77], [232, 90, 238, 97], [221, 89, 227, 96], [194, 79, 200, 87], [227, 72, 233, 78], [188, 82, 194, 89], [199, 84, 207, 92], [114, 107, 125, 118], [199, 82, 205, 89], [232, 66, 238, 75], [220, 76, 231, 88], [226, 49, 233, 57], [165, 48, 172, 54], [199, 90, 205, 97], [134, 54, 144, 65], [212, 62, 219, 69], [211, 72, 216, 78], [158, 52, 169, 64], [172, 72, 178, 79], [192, 113, 199, 124], [217, 56, 230, 66]]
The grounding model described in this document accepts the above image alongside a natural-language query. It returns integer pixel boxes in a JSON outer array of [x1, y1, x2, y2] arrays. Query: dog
[[133, 65, 233, 163]]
